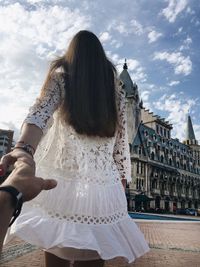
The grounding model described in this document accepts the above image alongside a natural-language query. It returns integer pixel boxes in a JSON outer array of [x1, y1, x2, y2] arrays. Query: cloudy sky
[[0, 0, 199, 143]]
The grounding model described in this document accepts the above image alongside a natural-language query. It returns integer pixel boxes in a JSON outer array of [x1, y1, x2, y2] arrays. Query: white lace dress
[[6, 73, 149, 263]]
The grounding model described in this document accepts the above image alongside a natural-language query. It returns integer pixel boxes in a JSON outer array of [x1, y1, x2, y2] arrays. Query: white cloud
[[162, 0, 188, 23], [109, 19, 144, 37], [148, 30, 163, 43], [130, 19, 144, 35], [179, 36, 192, 51], [153, 93, 197, 141], [168, 80, 180, 86], [0, 2, 90, 139], [153, 51, 192, 76], [99, 31, 111, 42], [141, 90, 150, 102]]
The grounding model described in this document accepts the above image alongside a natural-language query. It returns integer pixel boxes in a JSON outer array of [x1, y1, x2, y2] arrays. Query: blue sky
[[0, 0, 199, 143]]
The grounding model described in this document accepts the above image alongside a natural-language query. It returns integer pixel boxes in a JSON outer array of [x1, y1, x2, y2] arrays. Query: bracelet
[[17, 141, 35, 153], [13, 143, 35, 158]]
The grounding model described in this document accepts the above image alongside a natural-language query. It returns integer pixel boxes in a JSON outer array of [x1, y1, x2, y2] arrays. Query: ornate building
[[119, 62, 200, 213], [0, 129, 14, 158]]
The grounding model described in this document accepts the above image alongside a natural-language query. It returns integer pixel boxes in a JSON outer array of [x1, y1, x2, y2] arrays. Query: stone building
[[120, 62, 200, 213]]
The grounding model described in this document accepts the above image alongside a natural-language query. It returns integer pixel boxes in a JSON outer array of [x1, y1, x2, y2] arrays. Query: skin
[[0, 157, 57, 253]]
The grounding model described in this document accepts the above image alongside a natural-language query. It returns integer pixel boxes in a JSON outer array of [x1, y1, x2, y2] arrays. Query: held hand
[[2, 157, 57, 201], [0, 149, 33, 176]]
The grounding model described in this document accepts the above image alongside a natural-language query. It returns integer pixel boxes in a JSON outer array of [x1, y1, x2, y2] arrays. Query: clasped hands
[[0, 149, 57, 202]]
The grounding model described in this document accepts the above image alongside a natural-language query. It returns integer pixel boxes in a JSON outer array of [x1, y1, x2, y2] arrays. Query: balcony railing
[[164, 190, 170, 196], [151, 189, 160, 194]]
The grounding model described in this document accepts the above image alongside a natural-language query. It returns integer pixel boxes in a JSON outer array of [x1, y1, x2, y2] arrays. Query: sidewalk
[[1, 221, 200, 267]]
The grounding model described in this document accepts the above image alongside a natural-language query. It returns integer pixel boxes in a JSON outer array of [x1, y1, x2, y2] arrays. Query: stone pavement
[[1, 221, 200, 267]]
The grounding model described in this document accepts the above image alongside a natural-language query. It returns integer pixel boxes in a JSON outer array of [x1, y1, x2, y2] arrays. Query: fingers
[[40, 178, 57, 191], [14, 157, 35, 169], [0, 154, 15, 175]]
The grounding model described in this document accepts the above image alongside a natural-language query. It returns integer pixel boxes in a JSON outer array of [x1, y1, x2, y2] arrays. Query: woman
[[3, 30, 149, 267]]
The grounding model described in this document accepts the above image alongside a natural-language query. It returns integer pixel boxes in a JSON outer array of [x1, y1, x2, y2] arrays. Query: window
[[151, 152, 155, 160], [164, 128, 166, 137], [136, 162, 139, 174], [140, 163, 143, 174]]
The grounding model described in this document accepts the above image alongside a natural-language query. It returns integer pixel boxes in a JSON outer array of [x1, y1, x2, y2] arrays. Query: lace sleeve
[[113, 85, 132, 183], [23, 73, 64, 133]]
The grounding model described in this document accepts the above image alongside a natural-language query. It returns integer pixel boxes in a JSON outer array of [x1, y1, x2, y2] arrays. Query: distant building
[[119, 62, 200, 212], [0, 129, 14, 158]]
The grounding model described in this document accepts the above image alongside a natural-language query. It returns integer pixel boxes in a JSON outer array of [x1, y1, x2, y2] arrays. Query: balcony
[[172, 192, 178, 197], [164, 190, 170, 196], [181, 193, 185, 197], [152, 189, 160, 194]]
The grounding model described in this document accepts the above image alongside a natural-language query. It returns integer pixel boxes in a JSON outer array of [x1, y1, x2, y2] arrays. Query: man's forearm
[[0, 192, 14, 253]]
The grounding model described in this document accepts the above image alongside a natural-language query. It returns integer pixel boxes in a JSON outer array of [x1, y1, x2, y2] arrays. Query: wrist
[[0, 191, 14, 211], [0, 186, 23, 226], [13, 142, 35, 158]]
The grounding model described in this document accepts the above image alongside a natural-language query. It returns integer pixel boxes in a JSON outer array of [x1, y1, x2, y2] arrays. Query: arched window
[[151, 152, 155, 160]]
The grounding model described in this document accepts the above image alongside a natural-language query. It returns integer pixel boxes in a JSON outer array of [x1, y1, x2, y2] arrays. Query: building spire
[[123, 58, 128, 70], [185, 115, 198, 145], [186, 115, 196, 140]]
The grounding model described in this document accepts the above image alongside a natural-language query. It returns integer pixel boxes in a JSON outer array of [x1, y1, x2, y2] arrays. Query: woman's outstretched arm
[[0, 73, 63, 173], [113, 84, 132, 191]]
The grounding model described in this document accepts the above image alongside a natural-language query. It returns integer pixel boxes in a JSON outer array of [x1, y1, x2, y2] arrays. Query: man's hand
[[0, 149, 33, 176], [2, 157, 57, 202]]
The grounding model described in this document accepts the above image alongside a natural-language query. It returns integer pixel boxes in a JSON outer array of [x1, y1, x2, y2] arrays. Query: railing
[[164, 190, 169, 196], [151, 189, 160, 194]]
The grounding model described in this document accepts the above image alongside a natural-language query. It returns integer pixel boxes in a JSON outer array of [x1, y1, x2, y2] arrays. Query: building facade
[[0, 129, 14, 158], [119, 63, 200, 213]]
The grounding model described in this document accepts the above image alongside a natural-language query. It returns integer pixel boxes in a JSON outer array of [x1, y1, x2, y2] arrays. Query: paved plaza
[[1, 220, 200, 267]]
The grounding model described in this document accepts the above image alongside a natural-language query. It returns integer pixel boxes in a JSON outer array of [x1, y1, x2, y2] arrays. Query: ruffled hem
[[5, 208, 149, 264]]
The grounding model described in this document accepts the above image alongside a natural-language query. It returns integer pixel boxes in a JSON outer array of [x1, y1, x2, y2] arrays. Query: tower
[[119, 60, 141, 144], [184, 115, 198, 146]]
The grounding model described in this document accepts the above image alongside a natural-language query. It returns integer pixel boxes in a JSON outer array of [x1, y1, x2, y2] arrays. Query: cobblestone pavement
[[1, 221, 200, 267]]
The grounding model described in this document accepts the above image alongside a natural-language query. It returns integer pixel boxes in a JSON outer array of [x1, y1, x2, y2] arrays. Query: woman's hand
[[0, 149, 33, 176]]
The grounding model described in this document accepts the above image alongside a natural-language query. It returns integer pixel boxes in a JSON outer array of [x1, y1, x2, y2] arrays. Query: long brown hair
[[41, 30, 117, 137]]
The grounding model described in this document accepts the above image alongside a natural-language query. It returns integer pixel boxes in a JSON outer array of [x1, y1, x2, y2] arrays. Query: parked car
[[185, 208, 196, 216], [176, 208, 198, 216]]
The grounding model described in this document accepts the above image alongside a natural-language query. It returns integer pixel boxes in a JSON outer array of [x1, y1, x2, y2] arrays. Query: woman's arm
[[0, 73, 63, 173], [113, 85, 132, 190], [18, 123, 43, 151]]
